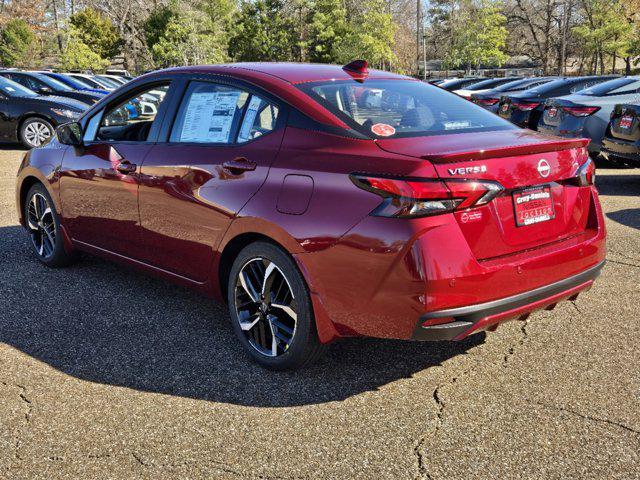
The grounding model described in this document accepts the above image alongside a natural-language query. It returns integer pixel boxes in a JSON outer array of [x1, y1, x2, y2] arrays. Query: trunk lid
[[609, 104, 640, 142], [376, 130, 593, 260]]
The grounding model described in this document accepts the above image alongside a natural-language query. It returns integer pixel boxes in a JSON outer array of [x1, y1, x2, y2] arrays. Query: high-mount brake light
[[512, 101, 540, 111], [561, 106, 601, 117], [350, 174, 504, 218]]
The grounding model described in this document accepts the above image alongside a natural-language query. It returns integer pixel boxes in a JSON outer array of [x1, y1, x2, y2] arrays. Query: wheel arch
[[17, 114, 57, 141]]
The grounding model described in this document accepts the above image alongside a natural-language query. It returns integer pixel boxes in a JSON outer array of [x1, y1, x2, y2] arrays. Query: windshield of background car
[[35, 73, 73, 91], [0, 77, 37, 97], [51, 74, 87, 89], [71, 75, 102, 88], [298, 79, 517, 138], [579, 77, 639, 96]]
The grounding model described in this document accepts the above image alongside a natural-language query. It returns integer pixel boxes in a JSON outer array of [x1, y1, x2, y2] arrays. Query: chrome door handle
[[223, 157, 257, 173], [116, 161, 136, 174]]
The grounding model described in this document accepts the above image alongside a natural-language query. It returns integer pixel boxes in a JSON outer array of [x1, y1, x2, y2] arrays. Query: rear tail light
[[576, 157, 596, 186], [512, 102, 540, 111], [564, 156, 595, 187], [561, 106, 600, 117], [350, 174, 503, 218], [476, 98, 499, 106]]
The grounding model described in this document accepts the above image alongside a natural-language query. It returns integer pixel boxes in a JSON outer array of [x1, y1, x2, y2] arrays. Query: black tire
[[19, 117, 54, 149], [227, 241, 326, 370], [24, 183, 75, 267]]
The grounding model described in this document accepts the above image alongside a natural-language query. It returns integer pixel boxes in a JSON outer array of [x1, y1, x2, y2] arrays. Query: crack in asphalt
[[502, 320, 529, 368], [1, 381, 33, 462], [129, 452, 249, 478], [530, 401, 640, 436], [606, 259, 640, 269]]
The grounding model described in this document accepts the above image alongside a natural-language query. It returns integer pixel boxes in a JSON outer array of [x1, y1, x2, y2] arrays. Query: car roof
[[158, 63, 410, 84]]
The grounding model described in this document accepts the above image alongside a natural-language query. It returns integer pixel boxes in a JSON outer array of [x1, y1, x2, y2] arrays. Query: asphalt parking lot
[[0, 147, 638, 479]]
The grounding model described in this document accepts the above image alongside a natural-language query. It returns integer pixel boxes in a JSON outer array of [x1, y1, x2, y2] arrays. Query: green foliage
[[306, 0, 349, 63], [59, 27, 110, 71], [334, 0, 396, 66], [0, 19, 36, 67], [69, 8, 123, 60], [229, 0, 395, 66], [443, 0, 508, 70], [144, 1, 232, 67], [573, 0, 632, 61], [228, 0, 297, 62]]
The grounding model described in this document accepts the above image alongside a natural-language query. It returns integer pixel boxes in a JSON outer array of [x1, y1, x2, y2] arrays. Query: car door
[[59, 80, 173, 258], [136, 78, 286, 281]]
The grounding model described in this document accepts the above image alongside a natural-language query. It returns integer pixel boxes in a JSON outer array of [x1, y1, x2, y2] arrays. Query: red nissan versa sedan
[[16, 62, 606, 370]]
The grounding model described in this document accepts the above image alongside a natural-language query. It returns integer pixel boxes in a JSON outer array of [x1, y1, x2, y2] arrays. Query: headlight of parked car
[[51, 108, 81, 119]]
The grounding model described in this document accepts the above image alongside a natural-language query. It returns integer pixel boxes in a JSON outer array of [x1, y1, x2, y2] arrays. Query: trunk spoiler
[[421, 138, 590, 164]]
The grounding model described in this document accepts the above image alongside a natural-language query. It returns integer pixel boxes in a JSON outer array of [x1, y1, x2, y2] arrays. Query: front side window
[[0, 76, 37, 97], [96, 83, 170, 142], [298, 79, 515, 138], [170, 81, 279, 144]]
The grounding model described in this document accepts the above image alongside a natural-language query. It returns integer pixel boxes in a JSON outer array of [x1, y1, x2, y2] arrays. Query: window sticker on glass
[[238, 96, 263, 142], [180, 91, 240, 143]]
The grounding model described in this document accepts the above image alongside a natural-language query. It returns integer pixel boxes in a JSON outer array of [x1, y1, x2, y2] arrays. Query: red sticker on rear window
[[371, 123, 396, 137]]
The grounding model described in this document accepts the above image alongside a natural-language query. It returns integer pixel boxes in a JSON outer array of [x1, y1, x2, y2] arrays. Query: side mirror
[[57, 122, 83, 147], [37, 86, 53, 95]]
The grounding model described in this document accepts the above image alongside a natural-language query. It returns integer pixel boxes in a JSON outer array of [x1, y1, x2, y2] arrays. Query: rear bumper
[[412, 260, 604, 341], [601, 137, 640, 164]]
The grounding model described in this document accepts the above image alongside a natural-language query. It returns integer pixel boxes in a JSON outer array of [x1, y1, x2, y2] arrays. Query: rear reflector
[[561, 106, 601, 117], [350, 174, 503, 218]]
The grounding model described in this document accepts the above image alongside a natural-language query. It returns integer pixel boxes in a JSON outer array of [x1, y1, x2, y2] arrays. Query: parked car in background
[[437, 77, 482, 91], [92, 75, 123, 89], [0, 71, 103, 105], [66, 73, 116, 91], [0, 76, 85, 148], [39, 72, 109, 96], [454, 77, 523, 99], [105, 69, 132, 80], [472, 77, 558, 113], [96, 74, 128, 86], [497, 75, 618, 130], [537, 76, 640, 156], [15, 62, 605, 369], [601, 103, 640, 167]]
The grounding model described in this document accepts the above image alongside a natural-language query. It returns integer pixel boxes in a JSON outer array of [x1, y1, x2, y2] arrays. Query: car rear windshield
[[579, 77, 639, 96], [298, 79, 516, 138]]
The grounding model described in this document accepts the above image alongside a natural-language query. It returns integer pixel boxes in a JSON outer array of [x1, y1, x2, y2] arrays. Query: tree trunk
[[625, 57, 631, 75], [51, 0, 64, 53]]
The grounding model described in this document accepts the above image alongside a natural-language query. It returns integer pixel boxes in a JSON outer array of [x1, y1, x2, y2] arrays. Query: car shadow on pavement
[[606, 209, 640, 230], [595, 171, 640, 197], [0, 225, 484, 408]]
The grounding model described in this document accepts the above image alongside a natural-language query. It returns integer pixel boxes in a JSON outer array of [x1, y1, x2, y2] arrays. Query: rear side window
[[170, 81, 279, 144], [298, 79, 515, 138]]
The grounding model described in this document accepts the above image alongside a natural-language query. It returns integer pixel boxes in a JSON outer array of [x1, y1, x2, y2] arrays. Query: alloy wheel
[[27, 193, 56, 258], [234, 257, 298, 357], [24, 121, 52, 147]]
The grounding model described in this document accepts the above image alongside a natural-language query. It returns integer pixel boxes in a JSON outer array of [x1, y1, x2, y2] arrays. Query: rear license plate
[[548, 107, 558, 118], [513, 185, 555, 227], [500, 103, 509, 114], [620, 116, 633, 129]]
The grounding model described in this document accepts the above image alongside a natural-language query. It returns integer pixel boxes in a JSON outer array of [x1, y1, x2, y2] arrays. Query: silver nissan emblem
[[537, 159, 551, 178]]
